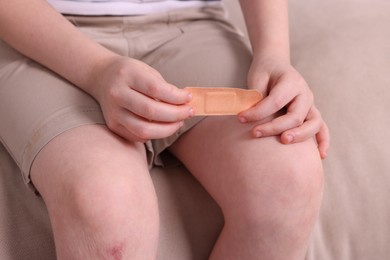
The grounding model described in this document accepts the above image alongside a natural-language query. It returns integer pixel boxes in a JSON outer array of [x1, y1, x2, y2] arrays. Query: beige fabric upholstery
[[290, 1, 390, 259], [1, 0, 390, 259]]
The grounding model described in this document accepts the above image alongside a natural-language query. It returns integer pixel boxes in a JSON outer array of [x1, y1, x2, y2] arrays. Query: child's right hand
[[87, 55, 193, 142]]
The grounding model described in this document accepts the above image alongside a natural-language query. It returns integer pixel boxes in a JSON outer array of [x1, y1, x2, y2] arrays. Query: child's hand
[[87, 55, 193, 142], [238, 57, 330, 159]]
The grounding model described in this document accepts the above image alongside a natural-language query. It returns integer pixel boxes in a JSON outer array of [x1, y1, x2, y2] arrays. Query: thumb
[[247, 68, 270, 94]]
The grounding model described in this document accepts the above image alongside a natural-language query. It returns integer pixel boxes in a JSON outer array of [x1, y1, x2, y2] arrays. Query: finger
[[239, 80, 298, 122], [316, 123, 330, 159], [104, 112, 149, 143], [119, 88, 193, 122], [251, 94, 311, 138], [115, 121, 184, 143], [133, 77, 191, 105], [113, 124, 149, 143], [247, 67, 270, 91], [279, 106, 323, 144], [119, 109, 184, 141]]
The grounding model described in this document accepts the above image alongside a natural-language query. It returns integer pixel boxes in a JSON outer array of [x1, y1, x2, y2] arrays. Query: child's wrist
[[252, 48, 291, 64]]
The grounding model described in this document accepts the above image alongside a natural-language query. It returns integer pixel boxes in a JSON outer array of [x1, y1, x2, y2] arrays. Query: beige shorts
[[0, 5, 252, 186]]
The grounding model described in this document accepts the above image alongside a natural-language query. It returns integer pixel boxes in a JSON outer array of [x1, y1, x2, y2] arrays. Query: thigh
[[169, 115, 323, 214]]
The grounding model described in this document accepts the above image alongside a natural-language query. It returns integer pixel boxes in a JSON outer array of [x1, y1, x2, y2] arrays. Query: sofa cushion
[[288, 0, 390, 259]]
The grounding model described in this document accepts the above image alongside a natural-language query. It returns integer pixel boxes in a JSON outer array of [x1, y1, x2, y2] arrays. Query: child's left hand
[[238, 57, 330, 159]]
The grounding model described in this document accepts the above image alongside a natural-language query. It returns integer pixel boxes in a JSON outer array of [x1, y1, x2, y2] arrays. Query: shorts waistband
[[65, 4, 227, 28]]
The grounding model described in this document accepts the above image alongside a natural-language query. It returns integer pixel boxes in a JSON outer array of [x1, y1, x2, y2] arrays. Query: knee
[[272, 148, 324, 212], [226, 141, 324, 228], [48, 171, 160, 259], [30, 126, 160, 258], [67, 172, 160, 232]]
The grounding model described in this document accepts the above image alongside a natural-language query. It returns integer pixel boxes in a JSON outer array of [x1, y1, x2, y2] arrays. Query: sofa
[[1, 0, 390, 259]]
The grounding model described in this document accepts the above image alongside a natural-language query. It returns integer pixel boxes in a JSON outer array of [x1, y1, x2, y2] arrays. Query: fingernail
[[189, 107, 194, 117], [238, 116, 248, 123], [187, 93, 193, 101], [320, 150, 327, 159], [286, 134, 294, 143], [255, 130, 262, 138]]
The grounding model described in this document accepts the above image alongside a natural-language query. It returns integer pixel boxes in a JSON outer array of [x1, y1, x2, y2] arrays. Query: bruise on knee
[[107, 243, 124, 260]]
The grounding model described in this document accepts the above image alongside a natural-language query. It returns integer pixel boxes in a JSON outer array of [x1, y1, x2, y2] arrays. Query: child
[[0, 0, 329, 259]]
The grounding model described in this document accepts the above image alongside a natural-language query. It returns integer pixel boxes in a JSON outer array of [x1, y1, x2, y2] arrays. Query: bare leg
[[31, 125, 159, 260], [170, 116, 324, 260]]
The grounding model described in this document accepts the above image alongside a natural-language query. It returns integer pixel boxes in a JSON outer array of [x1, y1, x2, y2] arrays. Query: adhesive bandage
[[185, 87, 263, 116]]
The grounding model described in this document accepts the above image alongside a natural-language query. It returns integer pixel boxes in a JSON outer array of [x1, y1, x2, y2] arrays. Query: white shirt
[[47, 0, 222, 16]]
